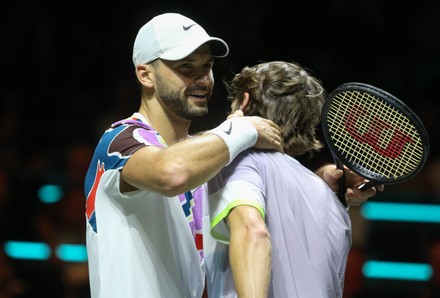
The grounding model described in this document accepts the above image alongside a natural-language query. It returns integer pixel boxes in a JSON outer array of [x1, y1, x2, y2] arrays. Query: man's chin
[[190, 108, 209, 119], [193, 103, 209, 115], [180, 106, 209, 120]]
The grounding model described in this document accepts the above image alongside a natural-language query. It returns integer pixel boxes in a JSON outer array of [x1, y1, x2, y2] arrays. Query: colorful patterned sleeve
[[84, 120, 167, 232]]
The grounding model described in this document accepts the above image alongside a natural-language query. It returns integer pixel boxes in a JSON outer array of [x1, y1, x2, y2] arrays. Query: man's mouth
[[188, 91, 208, 99]]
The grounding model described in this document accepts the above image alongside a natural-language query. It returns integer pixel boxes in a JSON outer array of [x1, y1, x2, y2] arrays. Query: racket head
[[321, 82, 430, 185]]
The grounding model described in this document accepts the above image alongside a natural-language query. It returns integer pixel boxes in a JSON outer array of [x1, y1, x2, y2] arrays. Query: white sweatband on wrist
[[205, 118, 258, 165]]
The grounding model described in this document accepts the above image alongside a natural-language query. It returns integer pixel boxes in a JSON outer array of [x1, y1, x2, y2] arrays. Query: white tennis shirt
[[84, 114, 205, 298]]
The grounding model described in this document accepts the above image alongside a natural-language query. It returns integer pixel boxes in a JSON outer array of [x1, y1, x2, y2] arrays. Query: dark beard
[[156, 77, 211, 120]]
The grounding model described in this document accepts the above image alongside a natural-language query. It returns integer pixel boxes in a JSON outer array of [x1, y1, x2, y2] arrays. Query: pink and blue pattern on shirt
[[112, 116, 205, 258]]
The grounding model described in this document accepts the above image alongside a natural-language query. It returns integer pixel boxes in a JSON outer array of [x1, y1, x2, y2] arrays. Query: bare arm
[[316, 164, 384, 206], [228, 205, 271, 298], [121, 133, 228, 195], [121, 116, 283, 196]]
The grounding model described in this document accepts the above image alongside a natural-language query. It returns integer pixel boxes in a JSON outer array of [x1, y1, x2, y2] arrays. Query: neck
[[138, 102, 191, 146]]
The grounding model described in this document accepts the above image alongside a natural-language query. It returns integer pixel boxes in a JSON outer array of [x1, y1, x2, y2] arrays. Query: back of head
[[226, 61, 326, 157], [132, 13, 229, 66]]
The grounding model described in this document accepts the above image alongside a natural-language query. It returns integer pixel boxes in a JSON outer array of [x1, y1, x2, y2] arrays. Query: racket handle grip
[[336, 162, 347, 207]]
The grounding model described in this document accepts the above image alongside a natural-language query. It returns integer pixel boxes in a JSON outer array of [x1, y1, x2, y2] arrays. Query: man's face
[[154, 45, 215, 120]]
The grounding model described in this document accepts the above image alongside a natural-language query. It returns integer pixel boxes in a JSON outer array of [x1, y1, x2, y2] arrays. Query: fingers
[[255, 119, 284, 152], [346, 187, 370, 206], [331, 165, 386, 207], [315, 164, 341, 193], [332, 168, 344, 180], [262, 118, 283, 139], [226, 113, 284, 152], [254, 120, 284, 152], [346, 183, 384, 206], [224, 114, 283, 152]]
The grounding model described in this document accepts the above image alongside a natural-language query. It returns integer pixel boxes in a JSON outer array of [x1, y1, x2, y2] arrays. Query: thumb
[[227, 109, 244, 119]]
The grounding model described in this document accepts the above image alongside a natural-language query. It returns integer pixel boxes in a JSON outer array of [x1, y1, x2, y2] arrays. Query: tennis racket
[[321, 82, 430, 206]]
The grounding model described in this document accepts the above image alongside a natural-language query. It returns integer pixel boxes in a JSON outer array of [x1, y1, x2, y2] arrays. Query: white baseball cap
[[132, 13, 229, 66]]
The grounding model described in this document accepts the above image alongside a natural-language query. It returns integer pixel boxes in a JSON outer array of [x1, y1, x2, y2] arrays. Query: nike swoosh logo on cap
[[183, 24, 196, 31]]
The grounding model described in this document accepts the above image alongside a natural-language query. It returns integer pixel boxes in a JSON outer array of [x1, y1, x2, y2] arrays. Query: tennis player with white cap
[[83, 12, 283, 298]]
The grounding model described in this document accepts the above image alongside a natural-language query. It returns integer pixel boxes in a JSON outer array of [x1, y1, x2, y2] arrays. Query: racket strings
[[333, 92, 421, 177], [327, 91, 424, 179]]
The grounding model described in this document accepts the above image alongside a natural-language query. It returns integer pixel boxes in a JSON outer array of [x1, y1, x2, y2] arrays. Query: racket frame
[[321, 82, 430, 191]]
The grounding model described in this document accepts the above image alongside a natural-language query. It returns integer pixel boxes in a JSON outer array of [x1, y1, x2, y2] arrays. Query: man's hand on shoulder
[[228, 110, 284, 153]]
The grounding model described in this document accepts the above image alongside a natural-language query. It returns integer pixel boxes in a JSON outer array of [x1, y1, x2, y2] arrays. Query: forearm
[[122, 133, 230, 195], [162, 133, 231, 190], [230, 229, 271, 298], [122, 115, 281, 196], [228, 207, 271, 298]]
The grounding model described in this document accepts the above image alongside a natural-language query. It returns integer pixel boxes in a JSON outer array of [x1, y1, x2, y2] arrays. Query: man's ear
[[135, 64, 154, 88], [240, 92, 250, 113]]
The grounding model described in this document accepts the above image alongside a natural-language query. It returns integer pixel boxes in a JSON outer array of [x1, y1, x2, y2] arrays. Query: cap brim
[[159, 37, 229, 61]]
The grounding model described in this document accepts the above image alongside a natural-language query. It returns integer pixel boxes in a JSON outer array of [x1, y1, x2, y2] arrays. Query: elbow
[[245, 222, 272, 258], [157, 160, 192, 196], [244, 220, 271, 244], [229, 207, 271, 245], [252, 226, 271, 243]]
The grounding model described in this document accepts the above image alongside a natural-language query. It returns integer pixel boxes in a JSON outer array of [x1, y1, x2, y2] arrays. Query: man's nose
[[195, 72, 211, 85]]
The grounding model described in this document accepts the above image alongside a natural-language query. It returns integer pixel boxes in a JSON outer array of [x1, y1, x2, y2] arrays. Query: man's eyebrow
[[178, 57, 215, 64]]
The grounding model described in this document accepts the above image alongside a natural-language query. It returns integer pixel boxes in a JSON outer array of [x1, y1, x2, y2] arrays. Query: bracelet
[[205, 118, 258, 165]]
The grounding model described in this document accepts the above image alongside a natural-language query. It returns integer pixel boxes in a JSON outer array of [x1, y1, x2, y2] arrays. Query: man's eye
[[179, 63, 192, 69]]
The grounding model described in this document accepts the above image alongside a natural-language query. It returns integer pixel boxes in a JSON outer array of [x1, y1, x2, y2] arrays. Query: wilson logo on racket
[[322, 82, 429, 202], [344, 104, 413, 159]]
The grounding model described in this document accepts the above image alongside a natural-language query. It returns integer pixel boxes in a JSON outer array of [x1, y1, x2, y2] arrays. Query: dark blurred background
[[0, 1, 439, 297]]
